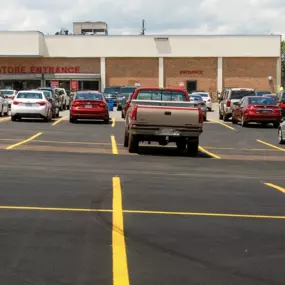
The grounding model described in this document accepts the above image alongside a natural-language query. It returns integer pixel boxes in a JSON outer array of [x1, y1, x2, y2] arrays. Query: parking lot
[[1, 105, 285, 285]]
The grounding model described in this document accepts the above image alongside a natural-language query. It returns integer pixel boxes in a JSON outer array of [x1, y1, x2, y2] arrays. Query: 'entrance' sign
[[180, 70, 203, 75]]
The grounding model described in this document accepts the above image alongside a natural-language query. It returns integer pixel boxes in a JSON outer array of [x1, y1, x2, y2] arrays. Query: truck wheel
[[219, 110, 223, 120], [121, 111, 125, 119], [128, 134, 139, 153], [124, 128, 129, 147], [232, 113, 238, 124], [176, 140, 186, 152], [187, 140, 199, 157], [223, 112, 229, 122]]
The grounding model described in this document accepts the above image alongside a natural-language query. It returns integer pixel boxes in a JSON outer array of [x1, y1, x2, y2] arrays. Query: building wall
[[106, 58, 159, 87], [0, 57, 100, 74], [164, 58, 217, 92], [223, 57, 278, 91]]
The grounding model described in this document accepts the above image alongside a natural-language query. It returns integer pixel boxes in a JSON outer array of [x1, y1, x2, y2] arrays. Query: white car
[[0, 89, 17, 108], [11, 90, 53, 122], [192, 92, 212, 111], [0, 93, 9, 117]]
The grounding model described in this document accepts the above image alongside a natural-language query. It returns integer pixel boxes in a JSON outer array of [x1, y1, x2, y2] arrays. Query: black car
[[117, 86, 138, 111], [38, 88, 60, 118], [103, 86, 121, 106]]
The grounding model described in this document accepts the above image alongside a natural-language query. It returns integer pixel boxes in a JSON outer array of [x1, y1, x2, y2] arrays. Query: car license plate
[[85, 105, 92, 108], [157, 128, 180, 136], [25, 103, 32, 107], [262, 110, 271, 113]]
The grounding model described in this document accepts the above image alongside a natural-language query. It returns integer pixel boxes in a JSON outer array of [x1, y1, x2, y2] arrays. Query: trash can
[[108, 99, 114, 111]]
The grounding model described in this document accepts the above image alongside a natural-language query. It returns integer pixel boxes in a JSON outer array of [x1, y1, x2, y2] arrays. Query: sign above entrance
[[180, 70, 203, 75], [50, 80, 59, 87], [0, 66, 80, 74], [70, 80, 79, 90]]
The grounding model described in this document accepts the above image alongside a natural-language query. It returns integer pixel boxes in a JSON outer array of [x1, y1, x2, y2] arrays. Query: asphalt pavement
[[0, 106, 285, 285]]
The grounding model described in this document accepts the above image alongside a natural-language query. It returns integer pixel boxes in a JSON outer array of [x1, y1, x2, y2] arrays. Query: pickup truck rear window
[[231, 90, 255, 99], [136, 90, 187, 101]]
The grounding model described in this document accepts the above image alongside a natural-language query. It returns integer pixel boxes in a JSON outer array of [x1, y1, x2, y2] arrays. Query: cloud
[[0, 0, 284, 37]]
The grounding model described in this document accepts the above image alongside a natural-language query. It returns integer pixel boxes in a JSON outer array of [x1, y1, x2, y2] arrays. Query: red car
[[70, 91, 109, 124], [232, 96, 281, 127]]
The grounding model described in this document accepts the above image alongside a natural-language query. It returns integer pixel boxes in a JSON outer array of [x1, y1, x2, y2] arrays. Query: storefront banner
[[50, 80, 59, 87], [70, 80, 78, 90]]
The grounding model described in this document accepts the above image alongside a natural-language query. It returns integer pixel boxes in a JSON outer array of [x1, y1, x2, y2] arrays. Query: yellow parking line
[[111, 135, 119, 154], [264, 183, 285, 194], [199, 146, 221, 159], [52, 116, 67, 126], [123, 210, 285, 220], [112, 118, 116, 128], [1, 205, 285, 220], [208, 119, 236, 131], [257, 140, 285, 152], [203, 146, 277, 151], [0, 117, 10, 122], [34, 140, 113, 145], [0, 206, 112, 213], [112, 177, 130, 285], [6, 132, 42, 150]]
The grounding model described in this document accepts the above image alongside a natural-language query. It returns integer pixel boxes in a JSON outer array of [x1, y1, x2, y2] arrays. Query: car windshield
[[190, 95, 203, 101], [75, 93, 103, 100], [256, 91, 271, 96], [136, 90, 187, 101], [195, 93, 209, 98], [231, 90, 255, 99], [249, 97, 277, 105], [17, 93, 43, 99], [43, 91, 52, 98], [0, 90, 14, 95], [104, 87, 120, 94], [120, 87, 136, 94]]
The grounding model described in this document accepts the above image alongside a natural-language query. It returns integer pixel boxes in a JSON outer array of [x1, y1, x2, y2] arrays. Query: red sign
[[180, 70, 203, 75], [70, 80, 78, 90], [0, 66, 80, 74], [50, 80, 59, 87]]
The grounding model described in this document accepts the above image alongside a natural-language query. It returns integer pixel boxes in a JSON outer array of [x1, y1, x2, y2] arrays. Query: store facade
[[0, 31, 281, 98]]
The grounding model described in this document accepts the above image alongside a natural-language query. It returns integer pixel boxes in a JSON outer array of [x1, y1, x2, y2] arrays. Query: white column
[[159, 57, 164, 88], [217, 57, 223, 93], [276, 57, 281, 91], [100, 57, 106, 92]]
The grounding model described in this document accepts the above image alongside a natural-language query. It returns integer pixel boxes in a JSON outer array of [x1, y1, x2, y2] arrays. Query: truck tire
[[223, 112, 229, 122], [176, 140, 186, 152], [124, 128, 129, 147], [128, 134, 139, 153], [219, 110, 223, 120], [187, 140, 199, 157]]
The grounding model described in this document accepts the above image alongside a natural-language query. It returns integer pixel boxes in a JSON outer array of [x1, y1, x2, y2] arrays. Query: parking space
[[1, 107, 285, 284]]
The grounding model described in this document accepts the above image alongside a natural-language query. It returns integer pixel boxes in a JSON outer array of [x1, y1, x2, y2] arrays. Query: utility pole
[[141, 19, 146, 35]]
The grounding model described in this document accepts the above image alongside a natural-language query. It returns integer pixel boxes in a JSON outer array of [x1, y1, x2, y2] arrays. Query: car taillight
[[131, 105, 138, 120], [72, 101, 80, 106], [198, 108, 203, 123], [13, 101, 20, 105], [38, 102, 46, 106], [226, 100, 231, 107], [207, 98, 211, 102], [99, 103, 107, 108]]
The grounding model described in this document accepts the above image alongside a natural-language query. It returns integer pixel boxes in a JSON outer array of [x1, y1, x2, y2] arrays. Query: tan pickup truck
[[124, 88, 204, 156]]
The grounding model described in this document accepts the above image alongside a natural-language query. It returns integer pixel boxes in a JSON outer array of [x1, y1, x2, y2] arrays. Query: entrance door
[[186, 80, 197, 93]]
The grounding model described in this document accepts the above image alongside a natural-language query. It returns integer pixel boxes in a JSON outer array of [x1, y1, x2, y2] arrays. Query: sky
[[0, 0, 284, 36]]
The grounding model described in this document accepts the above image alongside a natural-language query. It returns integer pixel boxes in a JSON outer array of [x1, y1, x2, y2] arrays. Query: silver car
[[189, 94, 207, 121], [219, 88, 256, 121], [278, 117, 285, 144]]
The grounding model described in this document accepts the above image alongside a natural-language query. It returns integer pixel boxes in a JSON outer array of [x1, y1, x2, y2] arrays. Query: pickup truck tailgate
[[133, 100, 200, 127]]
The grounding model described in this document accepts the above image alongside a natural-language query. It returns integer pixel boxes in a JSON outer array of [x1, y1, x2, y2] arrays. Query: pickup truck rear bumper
[[130, 126, 203, 137]]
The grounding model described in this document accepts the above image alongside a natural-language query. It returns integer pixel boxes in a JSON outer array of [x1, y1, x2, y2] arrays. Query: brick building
[[0, 31, 281, 97]]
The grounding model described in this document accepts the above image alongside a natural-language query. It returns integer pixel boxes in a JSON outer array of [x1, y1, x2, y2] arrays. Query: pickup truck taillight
[[226, 100, 231, 107], [198, 108, 203, 123], [131, 105, 138, 120]]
